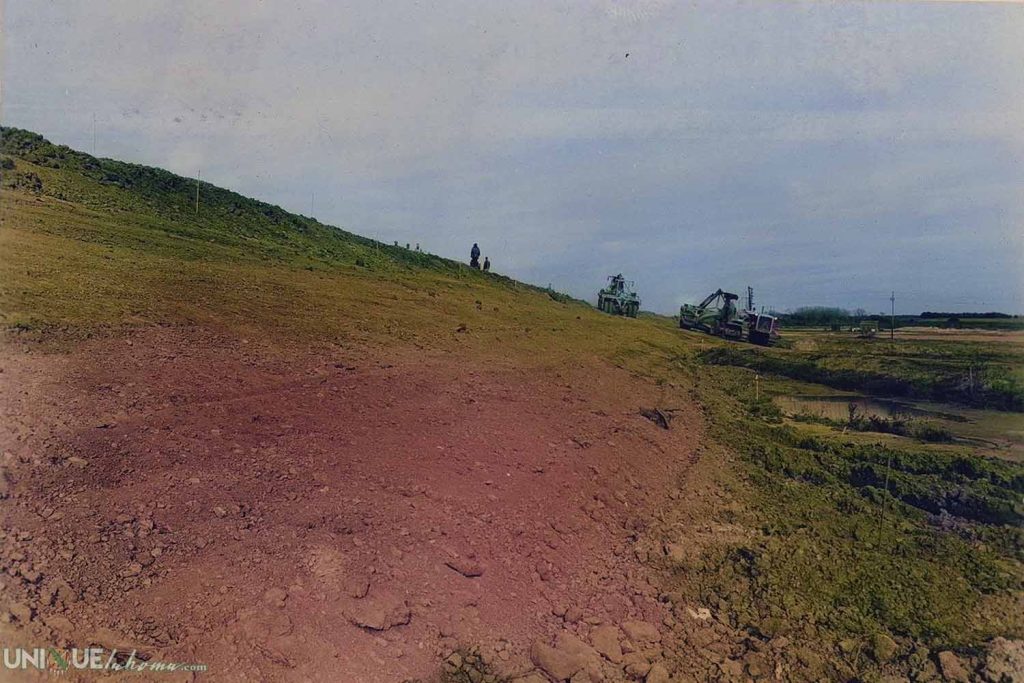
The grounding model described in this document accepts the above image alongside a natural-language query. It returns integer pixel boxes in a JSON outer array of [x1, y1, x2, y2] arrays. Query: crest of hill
[[0, 126, 578, 304]]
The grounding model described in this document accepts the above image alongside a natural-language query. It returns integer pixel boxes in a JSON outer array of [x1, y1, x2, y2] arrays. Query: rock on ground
[[937, 651, 970, 683], [531, 631, 601, 681], [984, 638, 1024, 683]]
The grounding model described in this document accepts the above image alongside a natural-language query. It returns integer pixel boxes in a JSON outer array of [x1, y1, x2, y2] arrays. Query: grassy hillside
[[2, 128, 1021, 679], [0, 126, 611, 358]]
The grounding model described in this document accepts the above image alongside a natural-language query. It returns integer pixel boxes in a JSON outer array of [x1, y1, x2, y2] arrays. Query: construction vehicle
[[597, 274, 640, 318], [856, 320, 878, 338], [679, 288, 779, 345]]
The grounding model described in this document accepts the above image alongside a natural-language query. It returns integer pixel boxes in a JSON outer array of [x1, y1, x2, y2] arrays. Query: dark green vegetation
[[692, 327, 1024, 658], [777, 306, 1024, 331], [790, 409, 954, 443], [3, 128, 1021, 677], [691, 362, 1023, 660], [700, 334, 1024, 411]]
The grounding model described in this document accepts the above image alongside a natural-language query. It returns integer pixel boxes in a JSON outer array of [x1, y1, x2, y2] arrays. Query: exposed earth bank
[[0, 325, 742, 682]]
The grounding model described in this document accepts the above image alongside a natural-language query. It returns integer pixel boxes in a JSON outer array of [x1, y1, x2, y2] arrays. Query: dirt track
[[0, 326, 706, 681]]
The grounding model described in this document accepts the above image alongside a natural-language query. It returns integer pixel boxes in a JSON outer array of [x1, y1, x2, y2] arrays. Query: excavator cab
[[597, 274, 640, 317]]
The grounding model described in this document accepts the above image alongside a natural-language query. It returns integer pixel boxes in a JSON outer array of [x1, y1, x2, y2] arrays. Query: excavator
[[679, 288, 779, 345]]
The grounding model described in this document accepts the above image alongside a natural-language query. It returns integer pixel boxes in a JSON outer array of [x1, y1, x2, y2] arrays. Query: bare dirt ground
[[0, 325, 716, 682]]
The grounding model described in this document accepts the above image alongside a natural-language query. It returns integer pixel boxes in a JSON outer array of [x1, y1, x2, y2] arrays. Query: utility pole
[[92, 114, 96, 155], [890, 291, 896, 341], [195, 170, 200, 215], [747, 286, 754, 311]]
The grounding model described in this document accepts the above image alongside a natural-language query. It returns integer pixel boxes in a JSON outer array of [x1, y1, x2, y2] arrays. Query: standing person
[[470, 243, 481, 269], [483, 257, 490, 272]]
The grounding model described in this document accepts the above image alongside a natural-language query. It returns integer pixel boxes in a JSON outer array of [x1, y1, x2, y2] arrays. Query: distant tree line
[[776, 307, 1018, 328], [919, 311, 1013, 319], [775, 307, 863, 326]]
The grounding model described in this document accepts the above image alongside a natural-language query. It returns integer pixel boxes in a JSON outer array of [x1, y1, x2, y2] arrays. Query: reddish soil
[[0, 326, 704, 681]]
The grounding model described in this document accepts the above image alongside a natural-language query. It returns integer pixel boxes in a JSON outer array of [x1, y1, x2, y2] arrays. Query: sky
[[2, 0, 1023, 314]]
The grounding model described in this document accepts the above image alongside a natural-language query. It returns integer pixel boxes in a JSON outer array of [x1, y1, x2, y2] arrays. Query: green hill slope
[[3, 126, 469, 273], [0, 126, 633, 356]]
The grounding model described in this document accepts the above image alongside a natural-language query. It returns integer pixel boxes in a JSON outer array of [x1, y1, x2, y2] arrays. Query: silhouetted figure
[[470, 243, 481, 269], [483, 257, 490, 272]]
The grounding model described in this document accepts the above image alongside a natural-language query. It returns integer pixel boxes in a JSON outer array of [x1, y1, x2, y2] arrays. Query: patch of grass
[[700, 339, 1024, 411], [693, 364, 1024, 651], [791, 410, 955, 443], [0, 131, 623, 363]]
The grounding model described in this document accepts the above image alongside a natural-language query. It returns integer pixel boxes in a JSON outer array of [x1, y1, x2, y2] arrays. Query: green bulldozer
[[679, 288, 779, 345], [597, 274, 640, 318]]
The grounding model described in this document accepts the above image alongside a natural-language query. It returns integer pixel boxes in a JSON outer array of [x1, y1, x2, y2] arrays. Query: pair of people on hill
[[469, 243, 490, 272]]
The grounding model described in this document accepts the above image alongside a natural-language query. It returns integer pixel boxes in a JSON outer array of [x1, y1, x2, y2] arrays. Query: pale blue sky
[[3, 1, 1022, 313]]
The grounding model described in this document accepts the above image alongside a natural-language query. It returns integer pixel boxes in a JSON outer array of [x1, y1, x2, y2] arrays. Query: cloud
[[3, 0, 1022, 312]]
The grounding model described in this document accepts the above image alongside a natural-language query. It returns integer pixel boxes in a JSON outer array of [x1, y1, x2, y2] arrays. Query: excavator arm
[[696, 289, 724, 310], [696, 289, 739, 311]]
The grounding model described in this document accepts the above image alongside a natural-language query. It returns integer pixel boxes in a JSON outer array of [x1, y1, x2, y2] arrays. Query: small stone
[[122, 562, 143, 577], [646, 662, 671, 683], [664, 542, 689, 565], [263, 587, 288, 608], [621, 620, 661, 644], [66, 456, 89, 468], [213, 506, 228, 518], [872, 633, 899, 662], [590, 624, 623, 663], [531, 632, 599, 681], [745, 652, 771, 678], [344, 574, 371, 599], [10, 603, 33, 623], [344, 594, 411, 631], [719, 659, 744, 679], [983, 638, 1024, 683], [623, 652, 652, 678], [937, 651, 969, 682], [43, 614, 74, 634]]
